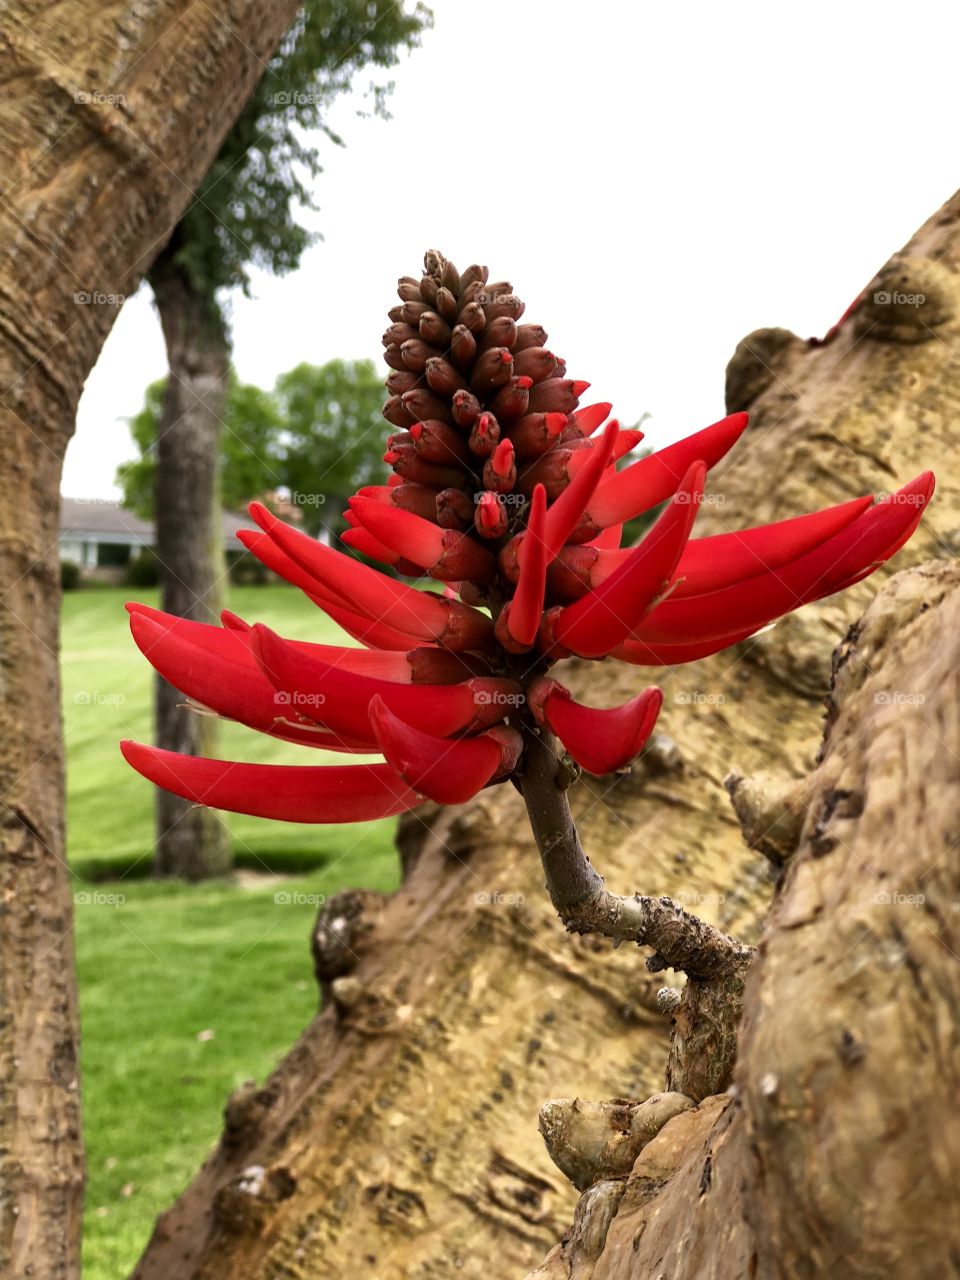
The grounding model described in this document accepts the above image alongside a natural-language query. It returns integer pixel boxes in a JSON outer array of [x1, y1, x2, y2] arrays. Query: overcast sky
[[63, 0, 960, 499]]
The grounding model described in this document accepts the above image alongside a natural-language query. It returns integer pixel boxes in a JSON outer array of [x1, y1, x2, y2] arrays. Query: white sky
[[64, 0, 960, 499]]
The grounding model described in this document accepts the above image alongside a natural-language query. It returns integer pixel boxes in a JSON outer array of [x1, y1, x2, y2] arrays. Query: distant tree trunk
[[0, 3, 303, 1276], [149, 254, 231, 880], [133, 191, 960, 1280]]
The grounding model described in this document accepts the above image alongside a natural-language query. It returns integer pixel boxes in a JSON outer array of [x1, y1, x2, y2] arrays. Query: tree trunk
[[0, 4, 303, 1276], [149, 257, 231, 879], [131, 194, 960, 1278]]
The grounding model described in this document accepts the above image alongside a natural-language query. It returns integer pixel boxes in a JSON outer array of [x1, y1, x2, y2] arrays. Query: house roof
[[60, 498, 259, 548]]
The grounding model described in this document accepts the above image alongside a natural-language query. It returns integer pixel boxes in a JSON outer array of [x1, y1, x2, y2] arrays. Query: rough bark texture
[[535, 558, 960, 1280], [150, 258, 231, 879], [131, 194, 960, 1278], [0, 3, 303, 1276]]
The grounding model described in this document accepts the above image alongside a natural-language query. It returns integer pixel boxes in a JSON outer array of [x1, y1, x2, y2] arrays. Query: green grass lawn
[[63, 585, 401, 1279]]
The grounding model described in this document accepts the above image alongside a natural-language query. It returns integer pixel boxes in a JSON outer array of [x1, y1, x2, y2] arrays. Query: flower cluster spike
[[121, 250, 936, 828]]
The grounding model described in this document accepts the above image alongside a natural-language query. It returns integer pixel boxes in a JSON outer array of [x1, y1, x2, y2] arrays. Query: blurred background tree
[[118, 357, 385, 538], [146, 0, 430, 879]]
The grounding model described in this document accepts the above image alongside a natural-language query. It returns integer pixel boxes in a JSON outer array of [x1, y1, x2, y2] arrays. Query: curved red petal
[[532, 681, 663, 775], [633, 473, 934, 646], [585, 412, 748, 528], [507, 484, 548, 647], [671, 494, 874, 596], [554, 461, 705, 657], [542, 420, 619, 557], [121, 741, 421, 823], [368, 696, 509, 804], [251, 624, 518, 740], [126, 607, 376, 751]]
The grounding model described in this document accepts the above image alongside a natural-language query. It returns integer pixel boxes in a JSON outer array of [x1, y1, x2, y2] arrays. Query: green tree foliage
[[117, 359, 387, 536]]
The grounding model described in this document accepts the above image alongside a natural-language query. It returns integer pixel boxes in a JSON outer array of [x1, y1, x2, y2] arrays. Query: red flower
[[122, 256, 934, 825]]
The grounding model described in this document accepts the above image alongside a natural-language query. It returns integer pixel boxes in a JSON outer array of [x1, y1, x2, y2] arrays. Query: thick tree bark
[[131, 194, 960, 1278], [0, 3, 303, 1276], [149, 257, 231, 879]]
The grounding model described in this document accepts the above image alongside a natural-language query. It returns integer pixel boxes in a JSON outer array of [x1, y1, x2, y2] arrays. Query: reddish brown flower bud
[[513, 347, 560, 383], [508, 411, 567, 458], [425, 356, 468, 397], [440, 258, 460, 294], [419, 310, 452, 346], [489, 375, 533, 423], [483, 438, 516, 493], [396, 276, 421, 302], [383, 344, 407, 372], [385, 369, 421, 396], [513, 323, 549, 352], [459, 263, 488, 291], [470, 347, 514, 395], [436, 487, 474, 529], [400, 338, 435, 372], [383, 396, 417, 429], [410, 420, 471, 466], [478, 315, 518, 352], [383, 322, 418, 347], [387, 304, 405, 323], [419, 275, 439, 306], [527, 377, 589, 415], [436, 286, 459, 324], [475, 491, 509, 539], [401, 299, 430, 325], [469, 411, 500, 457], [451, 388, 482, 428], [456, 300, 486, 334], [389, 443, 466, 490], [401, 387, 455, 425], [387, 482, 443, 521], [450, 324, 478, 371], [482, 292, 525, 322]]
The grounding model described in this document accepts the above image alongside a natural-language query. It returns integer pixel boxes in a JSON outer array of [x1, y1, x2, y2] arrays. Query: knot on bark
[[855, 255, 956, 343]]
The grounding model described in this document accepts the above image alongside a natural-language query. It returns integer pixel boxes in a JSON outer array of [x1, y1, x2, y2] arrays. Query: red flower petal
[[369, 697, 521, 804], [553, 461, 705, 657], [349, 496, 498, 584], [506, 483, 548, 647], [671, 494, 874, 596], [632, 472, 934, 646], [247, 503, 494, 649], [585, 412, 749, 529], [529, 679, 663, 775], [541, 420, 620, 556], [126, 606, 375, 751], [120, 741, 421, 823], [251, 624, 519, 741]]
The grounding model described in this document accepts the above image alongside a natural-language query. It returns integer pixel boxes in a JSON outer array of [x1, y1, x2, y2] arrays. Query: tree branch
[[519, 726, 752, 981]]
